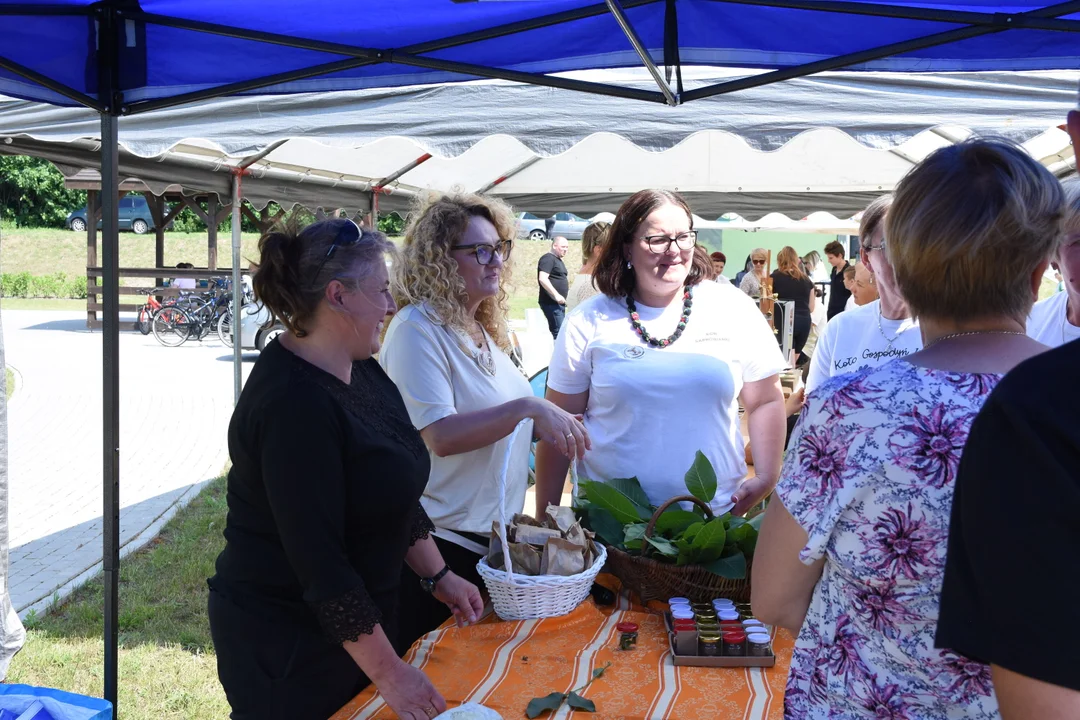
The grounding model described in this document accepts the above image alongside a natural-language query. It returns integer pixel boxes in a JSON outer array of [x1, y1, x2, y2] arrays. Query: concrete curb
[[17, 477, 213, 621]]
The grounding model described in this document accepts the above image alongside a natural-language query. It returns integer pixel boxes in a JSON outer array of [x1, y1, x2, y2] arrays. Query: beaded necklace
[[625, 287, 693, 348]]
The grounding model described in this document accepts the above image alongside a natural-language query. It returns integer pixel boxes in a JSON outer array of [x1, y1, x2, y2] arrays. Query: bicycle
[[136, 294, 162, 335]]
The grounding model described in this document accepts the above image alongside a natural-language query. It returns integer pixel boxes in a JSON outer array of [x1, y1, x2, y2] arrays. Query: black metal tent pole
[[94, 2, 122, 709]]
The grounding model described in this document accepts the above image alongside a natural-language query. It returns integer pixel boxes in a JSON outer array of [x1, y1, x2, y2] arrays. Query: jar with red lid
[[722, 630, 747, 657], [617, 622, 639, 650], [672, 619, 697, 632]]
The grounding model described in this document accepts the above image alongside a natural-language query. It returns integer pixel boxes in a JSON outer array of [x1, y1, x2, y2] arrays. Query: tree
[[0, 156, 86, 228]]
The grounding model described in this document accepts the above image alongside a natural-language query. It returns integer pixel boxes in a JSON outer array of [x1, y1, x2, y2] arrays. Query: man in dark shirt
[[824, 239, 851, 320], [537, 236, 570, 338], [936, 108, 1080, 720]]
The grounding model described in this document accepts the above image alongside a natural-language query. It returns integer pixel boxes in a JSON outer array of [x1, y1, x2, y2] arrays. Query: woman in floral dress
[[752, 139, 1065, 719]]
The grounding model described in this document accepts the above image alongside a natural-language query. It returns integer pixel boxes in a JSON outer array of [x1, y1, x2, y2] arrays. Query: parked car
[[515, 211, 547, 241], [236, 300, 285, 351], [548, 211, 589, 240], [66, 194, 157, 234]]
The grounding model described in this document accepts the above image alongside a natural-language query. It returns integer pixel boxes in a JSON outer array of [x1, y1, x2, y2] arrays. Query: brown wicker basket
[[600, 495, 752, 604]]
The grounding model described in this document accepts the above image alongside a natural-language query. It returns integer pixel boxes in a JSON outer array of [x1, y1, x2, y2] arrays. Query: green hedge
[[1, 272, 87, 299]]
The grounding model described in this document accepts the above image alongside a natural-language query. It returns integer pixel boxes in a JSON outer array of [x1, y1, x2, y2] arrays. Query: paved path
[[3, 310, 254, 617]]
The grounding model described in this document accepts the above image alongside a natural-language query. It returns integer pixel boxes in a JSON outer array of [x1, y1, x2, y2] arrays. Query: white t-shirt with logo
[[806, 299, 922, 394], [1027, 291, 1080, 348], [548, 280, 786, 515]]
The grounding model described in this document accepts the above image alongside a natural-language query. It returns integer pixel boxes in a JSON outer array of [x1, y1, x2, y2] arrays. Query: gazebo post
[[207, 195, 218, 270], [94, 4, 122, 710], [148, 193, 166, 288], [85, 190, 99, 329]]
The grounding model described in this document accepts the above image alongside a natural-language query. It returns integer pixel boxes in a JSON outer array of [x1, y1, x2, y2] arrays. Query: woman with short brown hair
[[535, 189, 787, 518], [753, 138, 1063, 719]]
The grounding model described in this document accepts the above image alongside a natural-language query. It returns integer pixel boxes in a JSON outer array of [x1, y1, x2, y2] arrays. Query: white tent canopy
[[0, 68, 1076, 219]]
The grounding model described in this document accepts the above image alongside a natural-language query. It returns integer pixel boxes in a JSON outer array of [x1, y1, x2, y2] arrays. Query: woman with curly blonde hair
[[379, 191, 588, 652]]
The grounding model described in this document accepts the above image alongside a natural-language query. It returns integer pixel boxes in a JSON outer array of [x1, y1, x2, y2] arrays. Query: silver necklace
[[876, 304, 901, 349], [465, 322, 497, 377], [925, 330, 1026, 349]]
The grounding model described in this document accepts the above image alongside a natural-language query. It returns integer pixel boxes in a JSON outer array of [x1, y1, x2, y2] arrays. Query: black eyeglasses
[[642, 231, 697, 254], [310, 219, 363, 284], [451, 239, 513, 265], [752, 258, 766, 266]]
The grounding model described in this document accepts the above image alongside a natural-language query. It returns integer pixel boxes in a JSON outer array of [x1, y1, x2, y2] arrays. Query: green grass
[[9, 477, 230, 719], [0, 228, 264, 279], [1, 228, 583, 320], [1, 298, 87, 311]]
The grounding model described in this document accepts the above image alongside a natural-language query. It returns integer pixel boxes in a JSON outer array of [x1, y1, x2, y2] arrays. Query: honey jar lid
[[616, 622, 639, 633]]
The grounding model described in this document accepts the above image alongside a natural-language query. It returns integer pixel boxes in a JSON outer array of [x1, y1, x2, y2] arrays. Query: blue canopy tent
[[1, 0, 1078, 710]]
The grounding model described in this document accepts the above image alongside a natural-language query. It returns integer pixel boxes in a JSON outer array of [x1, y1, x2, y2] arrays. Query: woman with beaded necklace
[[534, 189, 787, 517]]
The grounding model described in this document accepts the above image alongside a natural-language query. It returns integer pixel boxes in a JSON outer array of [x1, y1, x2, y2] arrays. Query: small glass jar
[[696, 621, 720, 634], [698, 632, 721, 656], [712, 600, 735, 612], [671, 607, 695, 621], [692, 603, 713, 614], [695, 610, 718, 623], [717, 609, 741, 622], [673, 619, 697, 633], [742, 619, 764, 629], [722, 630, 747, 657], [669, 596, 691, 606], [617, 622, 639, 650], [747, 633, 772, 657]]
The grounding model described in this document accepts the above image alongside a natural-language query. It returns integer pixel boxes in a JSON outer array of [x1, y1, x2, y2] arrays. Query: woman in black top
[[770, 246, 816, 364], [208, 218, 483, 720]]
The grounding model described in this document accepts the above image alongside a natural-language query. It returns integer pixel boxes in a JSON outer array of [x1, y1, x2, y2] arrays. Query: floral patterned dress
[[777, 360, 1001, 719]]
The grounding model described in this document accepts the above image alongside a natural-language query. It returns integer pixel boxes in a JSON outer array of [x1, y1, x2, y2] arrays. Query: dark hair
[[594, 189, 710, 297], [253, 217, 393, 337], [710, 251, 727, 263], [824, 240, 845, 258]]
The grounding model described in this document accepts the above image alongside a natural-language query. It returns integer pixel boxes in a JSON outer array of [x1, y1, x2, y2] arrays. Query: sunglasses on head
[[310, 219, 365, 284]]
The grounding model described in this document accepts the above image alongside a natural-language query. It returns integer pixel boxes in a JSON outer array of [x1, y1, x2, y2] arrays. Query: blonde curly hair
[[393, 191, 516, 351]]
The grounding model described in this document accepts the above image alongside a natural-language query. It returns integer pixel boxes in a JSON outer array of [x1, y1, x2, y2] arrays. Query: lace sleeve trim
[[410, 503, 435, 544], [310, 586, 383, 644]]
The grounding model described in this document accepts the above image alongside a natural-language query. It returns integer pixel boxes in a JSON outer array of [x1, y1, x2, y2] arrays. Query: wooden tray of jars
[[665, 614, 776, 668]]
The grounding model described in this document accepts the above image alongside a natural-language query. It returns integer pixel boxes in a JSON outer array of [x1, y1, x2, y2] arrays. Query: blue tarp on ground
[[1, 1, 1079, 108]]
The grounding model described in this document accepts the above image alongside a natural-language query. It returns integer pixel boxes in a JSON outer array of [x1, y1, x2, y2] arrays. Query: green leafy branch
[[576, 451, 760, 579], [526, 662, 611, 718]]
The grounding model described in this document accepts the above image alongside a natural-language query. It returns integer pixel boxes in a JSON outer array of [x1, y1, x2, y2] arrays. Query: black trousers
[[208, 589, 369, 720], [539, 303, 565, 339], [396, 533, 486, 656], [792, 315, 811, 356]]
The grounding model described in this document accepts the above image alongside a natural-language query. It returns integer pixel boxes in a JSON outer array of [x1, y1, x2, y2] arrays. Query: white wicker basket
[[476, 421, 606, 621]]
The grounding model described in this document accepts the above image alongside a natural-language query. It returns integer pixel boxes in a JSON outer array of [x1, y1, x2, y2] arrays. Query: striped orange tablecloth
[[333, 579, 793, 720]]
